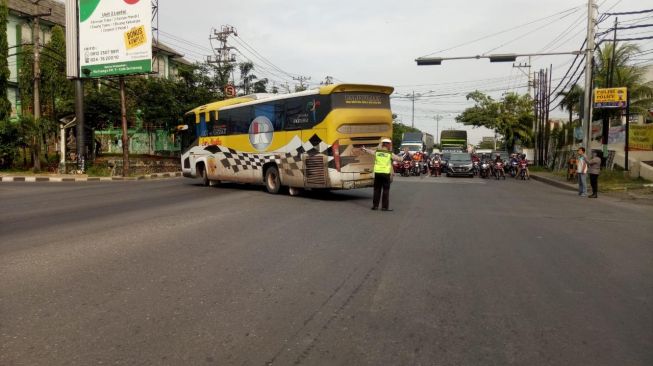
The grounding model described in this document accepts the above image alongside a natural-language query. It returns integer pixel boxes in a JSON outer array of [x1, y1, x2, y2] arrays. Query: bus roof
[[185, 83, 394, 115]]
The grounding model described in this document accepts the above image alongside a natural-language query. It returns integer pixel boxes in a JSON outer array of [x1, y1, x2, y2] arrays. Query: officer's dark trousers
[[373, 173, 391, 209]]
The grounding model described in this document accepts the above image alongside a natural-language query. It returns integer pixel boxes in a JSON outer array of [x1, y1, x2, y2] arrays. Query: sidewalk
[[531, 171, 653, 204], [0, 172, 182, 183]]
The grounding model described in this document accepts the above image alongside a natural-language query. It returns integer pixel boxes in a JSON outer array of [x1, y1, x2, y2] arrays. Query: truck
[[440, 130, 468, 153], [400, 132, 434, 154]]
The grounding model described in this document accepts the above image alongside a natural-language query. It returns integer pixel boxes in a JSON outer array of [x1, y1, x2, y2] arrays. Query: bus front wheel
[[264, 166, 281, 194], [199, 165, 210, 186]]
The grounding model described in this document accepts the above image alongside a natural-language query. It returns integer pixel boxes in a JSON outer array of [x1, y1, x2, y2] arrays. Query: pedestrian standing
[[362, 138, 402, 211], [588, 150, 602, 198], [576, 147, 588, 197]]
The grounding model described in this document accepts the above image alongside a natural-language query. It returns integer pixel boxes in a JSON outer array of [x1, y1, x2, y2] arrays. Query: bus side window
[[285, 98, 309, 130], [254, 102, 284, 131], [229, 107, 253, 134]]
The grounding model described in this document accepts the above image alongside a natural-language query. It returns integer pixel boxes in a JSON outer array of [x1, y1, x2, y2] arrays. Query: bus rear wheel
[[264, 166, 281, 194]]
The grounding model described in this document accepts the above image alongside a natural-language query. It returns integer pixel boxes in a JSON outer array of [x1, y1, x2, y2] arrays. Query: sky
[[157, 0, 653, 145]]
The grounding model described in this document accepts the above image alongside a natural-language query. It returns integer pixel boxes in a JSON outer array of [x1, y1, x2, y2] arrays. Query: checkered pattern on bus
[[203, 134, 330, 175]]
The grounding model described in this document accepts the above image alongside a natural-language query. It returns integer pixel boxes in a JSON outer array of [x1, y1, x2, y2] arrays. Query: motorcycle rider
[[412, 151, 424, 176], [493, 154, 505, 178], [509, 154, 519, 176], [517, 154, 530, 179], [429, 154, 442, 176]]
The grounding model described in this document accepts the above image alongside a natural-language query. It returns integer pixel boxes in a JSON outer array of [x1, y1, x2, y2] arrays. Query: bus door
[[198, 112, 208, 137]]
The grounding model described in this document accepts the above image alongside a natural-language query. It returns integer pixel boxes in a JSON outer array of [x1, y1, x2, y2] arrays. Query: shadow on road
[[186, 181, 368, 202]]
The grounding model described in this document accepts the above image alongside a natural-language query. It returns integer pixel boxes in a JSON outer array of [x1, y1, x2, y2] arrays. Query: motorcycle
[[473, 160, 480, 176], [401, 161, 412, 177], [429, 159, 441, 177], [393, 161, 402, 174], [411, 161, 422, 176], [494, 161, 506, 180], [519, 161, 529, 180], [509, 161, 518, 177], [480, 162, 490, 179]]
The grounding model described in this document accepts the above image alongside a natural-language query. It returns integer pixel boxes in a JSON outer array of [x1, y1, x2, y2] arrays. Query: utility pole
[[119, 77, 129, 176], [602, 17, 618, 158], [293, 76, 311, 91], [411, 91, 415, 128], [321, 76, 334, 85], [27, 1, 51, 171], [512, 57, 532, 97], [208, 25, 238, 93], [582, 0, 597, 151], [210, 25, 237, 65], [533, 72, 539, 164]]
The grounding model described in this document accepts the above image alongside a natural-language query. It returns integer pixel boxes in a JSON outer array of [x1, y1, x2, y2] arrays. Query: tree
[[557, 84, 583, 145], [238, 61, 257, 95], [252, 78, 269, 93], [41, 25, 73, 121], [0, 0, 12, 120], [392, 121, 420, 153], [456, 91, 533, 152], [594, 42, 653, 119]]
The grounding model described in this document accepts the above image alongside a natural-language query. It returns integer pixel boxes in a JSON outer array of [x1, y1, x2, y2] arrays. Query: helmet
[[381, 138, 392, 144]]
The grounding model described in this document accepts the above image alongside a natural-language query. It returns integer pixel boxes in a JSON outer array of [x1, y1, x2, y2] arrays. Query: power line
[[604, 8, 653, 16], [418, 3, 585, 57], [231, 35, 300, 79], [483, 8, 582, 54]]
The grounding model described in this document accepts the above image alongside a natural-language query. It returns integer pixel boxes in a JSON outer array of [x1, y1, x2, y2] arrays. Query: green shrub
[[86, 163, 111, 177]]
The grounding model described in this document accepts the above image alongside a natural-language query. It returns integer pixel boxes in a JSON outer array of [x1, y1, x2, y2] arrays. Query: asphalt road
[[1, 176, 652, 366]]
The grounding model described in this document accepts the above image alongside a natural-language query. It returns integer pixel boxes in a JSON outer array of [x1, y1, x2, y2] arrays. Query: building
[[4, 0, 190, 117]]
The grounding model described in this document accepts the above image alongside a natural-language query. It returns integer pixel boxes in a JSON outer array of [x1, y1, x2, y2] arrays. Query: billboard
[[629, 124, 653, 151], [78, 0, 152, 78], [593, 87, 627, 109]]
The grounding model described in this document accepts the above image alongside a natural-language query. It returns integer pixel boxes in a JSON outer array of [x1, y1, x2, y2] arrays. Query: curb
[[530, 174, 577, 192], [0, 172, 182, 183]]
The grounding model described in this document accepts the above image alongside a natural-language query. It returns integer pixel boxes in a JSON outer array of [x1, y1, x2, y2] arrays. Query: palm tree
[[557, 84, 583, 145], [238, 61, 258, 95], [594, 42, 653, 118]]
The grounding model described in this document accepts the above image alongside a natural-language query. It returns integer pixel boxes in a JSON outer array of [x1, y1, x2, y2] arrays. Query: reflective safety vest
[[374, 150, 392, 174]]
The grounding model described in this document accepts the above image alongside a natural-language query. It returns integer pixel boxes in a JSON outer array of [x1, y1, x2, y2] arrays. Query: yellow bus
[[179, 84, 394, 195]]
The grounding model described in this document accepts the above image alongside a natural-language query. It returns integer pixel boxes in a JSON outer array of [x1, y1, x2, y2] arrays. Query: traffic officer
[[362, 138, 402, 211]]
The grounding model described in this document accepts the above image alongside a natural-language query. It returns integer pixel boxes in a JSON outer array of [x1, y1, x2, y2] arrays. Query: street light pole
[[433, 115, 442, 144]]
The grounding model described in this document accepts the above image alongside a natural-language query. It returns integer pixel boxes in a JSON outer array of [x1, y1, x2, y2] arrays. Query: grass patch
[[86, 164, 111, 177], [598, 170, 651, 191]]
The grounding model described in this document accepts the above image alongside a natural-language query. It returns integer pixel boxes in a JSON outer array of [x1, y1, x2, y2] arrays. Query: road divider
[[0, 172, 182, 183]]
